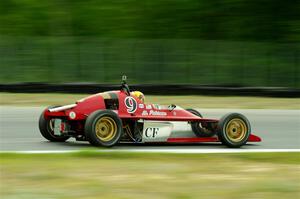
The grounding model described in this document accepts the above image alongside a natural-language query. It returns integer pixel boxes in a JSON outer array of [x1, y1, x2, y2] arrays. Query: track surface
[[0, 106, 299, 151]]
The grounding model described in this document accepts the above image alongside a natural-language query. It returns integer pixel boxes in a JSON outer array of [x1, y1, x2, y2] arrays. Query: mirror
[[168, 104, 176, 111]]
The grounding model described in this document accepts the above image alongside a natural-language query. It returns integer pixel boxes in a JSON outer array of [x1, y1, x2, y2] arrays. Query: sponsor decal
[[141, 110, 167, 116], [139, 104, 144, 109], [124, 96, 137, 113], [142, 110, 148, 116], [145, 127, 159, 138], [146, 104, 152, 109], [149, 110, 167, 116]]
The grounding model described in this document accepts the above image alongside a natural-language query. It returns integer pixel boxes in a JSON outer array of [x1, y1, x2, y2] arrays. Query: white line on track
[[1, 149, 299, 154]]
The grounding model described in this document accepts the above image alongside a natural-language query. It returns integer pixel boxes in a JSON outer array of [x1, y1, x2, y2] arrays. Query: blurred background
[[0, 0, 299, 87], [1, 2, 299, 198]]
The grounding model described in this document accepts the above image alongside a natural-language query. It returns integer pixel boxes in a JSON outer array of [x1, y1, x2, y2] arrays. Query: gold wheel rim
[[225, 118, 247, 142], [95, 116, 117, 142]]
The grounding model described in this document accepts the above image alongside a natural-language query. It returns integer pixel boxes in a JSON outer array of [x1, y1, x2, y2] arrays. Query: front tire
[[85, 110, 122, 147], [38, 108, 70, 142], [186, 108, 216, 137], [217, 113, 251, 148]]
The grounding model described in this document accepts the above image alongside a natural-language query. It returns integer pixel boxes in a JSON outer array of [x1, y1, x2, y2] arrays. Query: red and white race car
[[39, 76, 261, 148]]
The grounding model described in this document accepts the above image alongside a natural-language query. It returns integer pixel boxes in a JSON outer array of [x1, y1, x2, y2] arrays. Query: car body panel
[[166, 134, 261, 143]]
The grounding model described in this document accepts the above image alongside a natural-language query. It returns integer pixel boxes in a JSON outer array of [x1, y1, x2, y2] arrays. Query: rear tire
[[38, 107, 70, 142], [186, 108, 216, 137], [217, 113, 251, 148], [85, 110, 122, 147]]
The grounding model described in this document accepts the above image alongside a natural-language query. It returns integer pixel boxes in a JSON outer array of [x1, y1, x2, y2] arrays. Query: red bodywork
[[44, 90, 261, 143], [45, 90, 217, 122]]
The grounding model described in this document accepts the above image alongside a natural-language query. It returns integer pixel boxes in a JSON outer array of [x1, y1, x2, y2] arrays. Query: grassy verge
[[1, 152, 299, 199], [1, 93, 299, 109]]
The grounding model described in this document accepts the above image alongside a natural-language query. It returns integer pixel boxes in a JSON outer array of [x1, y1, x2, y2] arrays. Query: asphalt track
[[0, 106, 299, 151]]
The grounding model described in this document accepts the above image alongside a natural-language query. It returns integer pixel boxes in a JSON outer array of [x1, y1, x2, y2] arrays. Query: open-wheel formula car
[[39, 76, 261, 148]]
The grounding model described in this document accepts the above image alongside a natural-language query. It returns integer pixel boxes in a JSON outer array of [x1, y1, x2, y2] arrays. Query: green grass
[[1, 93, 300, 109], [0, 152, 299, 199]]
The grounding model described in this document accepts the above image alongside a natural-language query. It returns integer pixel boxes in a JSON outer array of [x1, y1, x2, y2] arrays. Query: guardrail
[[0, 83, 299, 97]]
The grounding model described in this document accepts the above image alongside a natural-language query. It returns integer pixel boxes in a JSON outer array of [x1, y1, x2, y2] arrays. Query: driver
[[131, 91, 145, 103]]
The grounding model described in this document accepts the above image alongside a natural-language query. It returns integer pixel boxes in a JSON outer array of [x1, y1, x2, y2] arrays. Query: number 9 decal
[[125, 96, 137, 113]]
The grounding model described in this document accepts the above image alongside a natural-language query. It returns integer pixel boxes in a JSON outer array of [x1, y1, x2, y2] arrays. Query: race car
[[39, 76, 261, 148]]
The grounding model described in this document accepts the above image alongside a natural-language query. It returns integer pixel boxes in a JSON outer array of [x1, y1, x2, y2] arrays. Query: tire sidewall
[[186, 109, 203, 118], [186, 108, 216, 137], [85, 110, 122, 147], [217, 113, 251, 148]]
